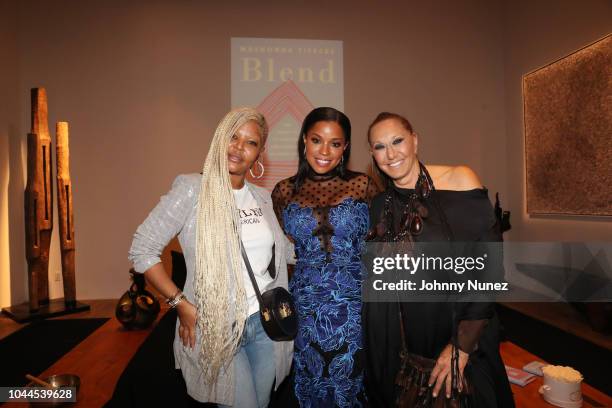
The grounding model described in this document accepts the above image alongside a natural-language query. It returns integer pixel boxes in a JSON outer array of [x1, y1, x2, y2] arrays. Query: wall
[[502, 0, 612, 241], [6, 0, 507, 300], [0, 0, 24, 308]]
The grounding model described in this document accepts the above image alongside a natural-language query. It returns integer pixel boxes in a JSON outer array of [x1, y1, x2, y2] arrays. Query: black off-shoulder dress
[[363, 184, 515, 408]]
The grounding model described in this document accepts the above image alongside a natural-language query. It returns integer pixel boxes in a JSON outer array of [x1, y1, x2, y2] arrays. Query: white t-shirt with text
[[233, 184, 274, 316]]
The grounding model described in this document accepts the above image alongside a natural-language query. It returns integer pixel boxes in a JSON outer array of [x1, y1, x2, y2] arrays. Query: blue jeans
[[219, 312, 275, 408]]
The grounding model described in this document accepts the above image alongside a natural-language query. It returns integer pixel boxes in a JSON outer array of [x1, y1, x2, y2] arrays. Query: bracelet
[[166, 290, 186, 309], [165, 289, 181, 305], [170, 293, 186, 308]]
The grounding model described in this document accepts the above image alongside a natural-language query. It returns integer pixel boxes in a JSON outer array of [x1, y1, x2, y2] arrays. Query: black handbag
[[240, 241, 297, 341], [395, 305, 471, 408]]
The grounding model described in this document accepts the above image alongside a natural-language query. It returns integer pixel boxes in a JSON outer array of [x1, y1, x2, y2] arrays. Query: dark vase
[[115, 269, 160, 329]]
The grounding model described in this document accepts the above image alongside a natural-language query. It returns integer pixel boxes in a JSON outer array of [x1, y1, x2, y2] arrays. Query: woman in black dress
[[363, 112, 514, 407]]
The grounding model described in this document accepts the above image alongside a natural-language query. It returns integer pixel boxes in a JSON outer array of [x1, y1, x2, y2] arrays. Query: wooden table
[[3, 310, 610, 407], [500, 341, 611, 407], [3, 309, 169, 407]]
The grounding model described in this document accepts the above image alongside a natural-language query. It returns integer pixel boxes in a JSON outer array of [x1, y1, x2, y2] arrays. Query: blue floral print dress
[[272, 170, 378, 407]]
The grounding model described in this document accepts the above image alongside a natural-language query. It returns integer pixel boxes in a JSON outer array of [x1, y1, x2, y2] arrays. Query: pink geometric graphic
[[257, 80, 314, 128], [250, 80, 315, 190]]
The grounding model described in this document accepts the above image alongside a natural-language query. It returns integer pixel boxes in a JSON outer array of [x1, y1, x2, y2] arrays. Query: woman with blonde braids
[[129, 108, 292, 407]]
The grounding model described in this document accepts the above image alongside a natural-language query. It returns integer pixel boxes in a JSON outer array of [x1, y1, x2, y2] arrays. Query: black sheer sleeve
[[454, 192, 501, 353], [271, 179, 292, 233]]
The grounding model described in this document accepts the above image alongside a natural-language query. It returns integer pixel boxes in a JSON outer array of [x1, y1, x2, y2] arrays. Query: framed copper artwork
[[523, 34, 611, 216]]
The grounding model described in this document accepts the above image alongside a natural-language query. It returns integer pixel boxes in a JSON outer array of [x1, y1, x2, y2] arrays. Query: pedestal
[[1, 298, 90, 323]]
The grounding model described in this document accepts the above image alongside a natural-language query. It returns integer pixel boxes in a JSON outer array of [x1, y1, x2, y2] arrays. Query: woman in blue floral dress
[[272, 107, 378, 407]]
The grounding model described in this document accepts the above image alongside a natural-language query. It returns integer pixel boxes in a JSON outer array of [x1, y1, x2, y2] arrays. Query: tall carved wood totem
[[25, 88, 53, 311], [56, 122, 76, 307]]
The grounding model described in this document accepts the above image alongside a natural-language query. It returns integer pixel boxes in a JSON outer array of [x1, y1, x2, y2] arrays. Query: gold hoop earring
[[249, 160, 265, 179]]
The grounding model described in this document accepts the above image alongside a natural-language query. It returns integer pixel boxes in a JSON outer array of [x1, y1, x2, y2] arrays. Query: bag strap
[[240, 240, 265, 309], [398, 302, 408, 352]]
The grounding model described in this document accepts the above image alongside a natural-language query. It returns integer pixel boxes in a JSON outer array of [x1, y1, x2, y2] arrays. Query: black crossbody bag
[[240, 241, 297, 341]]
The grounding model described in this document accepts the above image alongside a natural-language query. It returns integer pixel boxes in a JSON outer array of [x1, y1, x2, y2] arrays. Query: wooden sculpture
[[24, 88, 53, 311], [56, 122, 76, 307], [24, 133, 42, 311], [3, 87, 89, 321]]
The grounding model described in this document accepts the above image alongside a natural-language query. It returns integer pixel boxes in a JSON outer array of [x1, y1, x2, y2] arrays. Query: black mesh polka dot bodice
[[272, 169, 379, 254]]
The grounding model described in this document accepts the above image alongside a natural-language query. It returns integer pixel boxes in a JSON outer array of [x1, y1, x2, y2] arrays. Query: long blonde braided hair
[[194, 107, 268, 387]]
